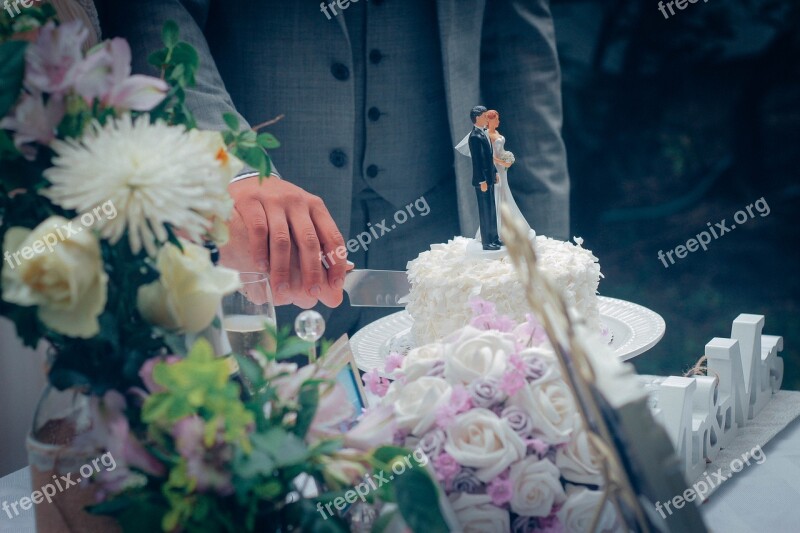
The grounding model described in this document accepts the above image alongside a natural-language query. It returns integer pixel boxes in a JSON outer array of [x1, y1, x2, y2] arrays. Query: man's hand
[[495, 174, 500, 184], [220, 177, 347, 309], [480, 181, 488, 192]]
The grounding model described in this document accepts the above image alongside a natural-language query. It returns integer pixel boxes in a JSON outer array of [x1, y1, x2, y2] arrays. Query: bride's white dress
[[475, 134, 532, 242]]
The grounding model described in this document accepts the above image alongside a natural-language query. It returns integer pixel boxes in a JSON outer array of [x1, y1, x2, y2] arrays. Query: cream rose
[[137, 240, 240, 333], [444, 408, 526, 481], [402, 342, 445, 380], [508, 457, 566, 517], [443, 326, 514, 385], [557, 485, 619, 532], [517, 346, 561, 382], [556, 415, 604, 485], [450, 493, 510, 533], [1, 217, 107, 338], [389, 376, 450, 434], [510, 378, 575, 444]]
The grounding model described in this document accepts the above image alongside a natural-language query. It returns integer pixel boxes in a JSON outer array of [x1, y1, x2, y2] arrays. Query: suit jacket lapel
[[436, 0, 487, 235]]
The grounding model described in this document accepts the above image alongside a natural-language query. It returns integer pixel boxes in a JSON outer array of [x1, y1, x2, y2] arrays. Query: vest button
[[330, 63, 350, 81], [366, 165, 379, 178], [368, 107, 382, 122], [369, 49, 383, 64], [329, 150, 348, 168]]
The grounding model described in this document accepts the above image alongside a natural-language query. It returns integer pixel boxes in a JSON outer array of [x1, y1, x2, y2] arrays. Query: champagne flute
[[222, 272, 277, 357]]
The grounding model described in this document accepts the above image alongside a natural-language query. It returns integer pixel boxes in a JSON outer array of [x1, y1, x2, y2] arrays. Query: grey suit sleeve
[[99, 0, 250, 132], [480, 0, 570, 240]]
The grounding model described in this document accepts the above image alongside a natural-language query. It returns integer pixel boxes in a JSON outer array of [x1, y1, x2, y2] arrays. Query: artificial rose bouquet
[[366, 299, 622, 532]]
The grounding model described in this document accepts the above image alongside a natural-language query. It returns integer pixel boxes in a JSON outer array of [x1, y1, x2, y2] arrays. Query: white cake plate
[[351, 296, 665, 372]]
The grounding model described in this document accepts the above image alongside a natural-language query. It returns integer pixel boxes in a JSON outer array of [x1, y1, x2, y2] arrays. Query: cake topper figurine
[[457, 106, 502, 250], [456, 106, 532, 251]]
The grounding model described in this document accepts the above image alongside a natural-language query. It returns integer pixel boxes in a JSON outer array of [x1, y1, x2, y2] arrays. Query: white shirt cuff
[[230, 169, 281, 184]]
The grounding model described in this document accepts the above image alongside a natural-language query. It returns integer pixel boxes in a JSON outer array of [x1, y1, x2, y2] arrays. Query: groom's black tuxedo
[[468, 126, 500, 248], [469, 126, 495, 187]]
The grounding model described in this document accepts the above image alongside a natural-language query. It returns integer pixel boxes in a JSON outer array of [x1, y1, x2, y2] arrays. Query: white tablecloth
[[2, 415, 799, 532]]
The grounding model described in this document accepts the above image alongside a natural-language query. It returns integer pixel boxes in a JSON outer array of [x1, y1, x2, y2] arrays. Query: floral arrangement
[[0, 11, 449, 532], [0, 8, 273, 392], [80, 335, 449, 532], [366, 299, 621, 533]]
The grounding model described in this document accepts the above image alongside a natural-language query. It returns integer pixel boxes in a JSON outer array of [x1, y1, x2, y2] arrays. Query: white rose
[[137, 240, 240, 333], [509, 457, 566, 517], [1, 217, 107, 338], [402, 342, 445, 381], [510, 378, 575, 444], [444, 408, 526, 481], [444, 326, 514, 385], [450, 493, 510, 533], [389, 376, 450, 434], [556, 415, 604, 485], [557, 485, 620, 533], [518, 346, 560, 378]]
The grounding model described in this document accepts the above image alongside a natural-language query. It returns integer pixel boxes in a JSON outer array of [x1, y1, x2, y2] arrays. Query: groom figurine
[[468, 106, 502, 250]]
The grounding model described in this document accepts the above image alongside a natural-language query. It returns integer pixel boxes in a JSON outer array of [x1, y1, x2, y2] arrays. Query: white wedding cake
[[405, 235, 602, 345]]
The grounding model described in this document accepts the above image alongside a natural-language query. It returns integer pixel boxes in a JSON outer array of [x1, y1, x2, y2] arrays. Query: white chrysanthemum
[[43, 114, 242, 256]]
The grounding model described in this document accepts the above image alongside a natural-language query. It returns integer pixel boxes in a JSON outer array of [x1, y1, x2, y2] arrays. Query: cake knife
[[343, 269, 410, 307]]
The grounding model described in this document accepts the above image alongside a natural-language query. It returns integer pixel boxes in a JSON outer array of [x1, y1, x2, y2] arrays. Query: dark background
[[551, 0, 799, 389]]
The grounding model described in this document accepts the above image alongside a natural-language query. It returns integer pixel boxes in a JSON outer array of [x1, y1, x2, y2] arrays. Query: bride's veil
[[454, 132, 471, 157]]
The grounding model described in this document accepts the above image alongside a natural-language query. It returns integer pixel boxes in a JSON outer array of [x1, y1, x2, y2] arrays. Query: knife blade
[[343, 269, 410, 307]]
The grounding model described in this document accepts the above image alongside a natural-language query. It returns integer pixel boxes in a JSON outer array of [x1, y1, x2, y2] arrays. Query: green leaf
[[372, 446, 425, 468], [238, 145, 269, 177], [171, 42, 199, 70], [275, 336, 313, 360], [238, 130, 257, 146], [391, 468, 450, 533], [147, 49, 168, 69], [0, 41, 27, 118], [235, 445, 276, 479], [162, 20, 179, 49], [292, 381, 319, 439], [257, 133, 281, 150], [223, 112, 240, 131], [309, 438, 343, 457], [252, 428, 309, 468], [234, 353, 264, 390]]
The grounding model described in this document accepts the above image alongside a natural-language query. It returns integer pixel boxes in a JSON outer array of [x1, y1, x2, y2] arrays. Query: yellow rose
[[1, 217, 107, 338], [137, 240, 240, 333]]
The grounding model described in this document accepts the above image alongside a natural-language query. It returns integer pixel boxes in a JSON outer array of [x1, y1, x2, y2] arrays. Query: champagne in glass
[[223, 314, 277, 355], [222, 273, 277, 388]]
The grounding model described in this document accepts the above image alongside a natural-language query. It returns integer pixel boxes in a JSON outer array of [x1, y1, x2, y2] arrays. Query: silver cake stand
[[351, 296, 665, 372]]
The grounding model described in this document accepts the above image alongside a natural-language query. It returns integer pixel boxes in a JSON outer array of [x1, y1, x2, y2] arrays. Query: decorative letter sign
[[654, 314, 783, 480]]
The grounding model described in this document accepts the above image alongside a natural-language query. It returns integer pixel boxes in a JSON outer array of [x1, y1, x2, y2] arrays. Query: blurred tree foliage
[[554, 0, 800, 225]]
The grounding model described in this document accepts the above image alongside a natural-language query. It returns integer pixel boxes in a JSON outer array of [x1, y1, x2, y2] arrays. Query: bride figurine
[[456, 109, 533, 243]]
